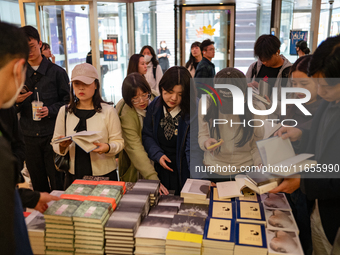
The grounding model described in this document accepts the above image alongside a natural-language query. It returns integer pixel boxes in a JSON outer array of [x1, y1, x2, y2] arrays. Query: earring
[[276, 53, 279, 56]]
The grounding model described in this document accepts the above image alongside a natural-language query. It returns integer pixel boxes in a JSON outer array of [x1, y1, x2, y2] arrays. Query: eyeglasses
[[29, 44, 37, 53], [132, 93, 151, 104]]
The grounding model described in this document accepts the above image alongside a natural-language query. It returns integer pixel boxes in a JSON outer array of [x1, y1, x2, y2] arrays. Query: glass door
[[181, 5, 235, 72]]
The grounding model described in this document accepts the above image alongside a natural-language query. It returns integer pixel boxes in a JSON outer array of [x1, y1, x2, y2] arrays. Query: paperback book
[[177, 203, 209, 218], [236, 201, 266, 225], [266, 229, 303, 255], [208, 201, 236, 219]]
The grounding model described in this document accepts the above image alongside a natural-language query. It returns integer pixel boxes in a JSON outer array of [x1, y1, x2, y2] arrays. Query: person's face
[[268, 210, 293, 228], [28, 38, 42, 62], [270, 231, 299, 253], [203, 44, 215, 60], [313, 71, 340, 103], [291, 70, 318, 104], [162, 84, 183, 111], [42, 46, 52, 58], [72, 80, 96, 102], [132, 87, 150, 111], [191, 46, 201, 58], [142, 48, 151, 56], [264, 193, 287, 208], [138, 57, 147, 75]]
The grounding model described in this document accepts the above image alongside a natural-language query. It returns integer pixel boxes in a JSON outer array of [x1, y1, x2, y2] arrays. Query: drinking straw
[[37, 92, 40, 102]]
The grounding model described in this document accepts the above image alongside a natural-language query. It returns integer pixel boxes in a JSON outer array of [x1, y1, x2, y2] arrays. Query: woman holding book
[[52, 63, 124, 188], [198, 68, 265, 181], [116, 72, 168, 194], [142, 66, 191, 195]]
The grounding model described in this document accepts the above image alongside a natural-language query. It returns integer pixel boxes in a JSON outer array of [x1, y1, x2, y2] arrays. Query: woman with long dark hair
[[198, 68, 264, 179], [127, 54, 147, 76], [52, 63, 124, 188], [142, 66, 191, 195], [185, 41, 202, 77], [140, 45, 163, 94]]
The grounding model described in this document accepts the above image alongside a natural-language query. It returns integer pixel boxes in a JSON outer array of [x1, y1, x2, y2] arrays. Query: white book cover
[[266, 229, 304, 255], [260, 193, 291, 211], [265, 209, 299, 233], [180, 179, 211, 199]]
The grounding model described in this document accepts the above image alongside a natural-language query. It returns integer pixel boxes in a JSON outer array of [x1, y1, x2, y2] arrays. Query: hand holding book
[[268, 174, 301, 194], [92, 142, 110, 154], [275, 126, 303, 142], [58, 135, 72, 154]]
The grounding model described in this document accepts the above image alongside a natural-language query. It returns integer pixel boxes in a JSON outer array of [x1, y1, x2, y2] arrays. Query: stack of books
[[260, 193, 291, 211], [165, 214, 206, 255], [132, 179, 160, 206], [26, 212, 46, 255], [234, 222, 268, 255], [63, 181, 97, 197], [180, 179, 211, 205], [117, 193, 150, 219], [266, 229, 304, 255], [104, 208, 143, 255], [265, 209, 299, 233], [158, 195, 184, 208], [236, 201, 266, 225], [202, 218, 235, 255], [43, 199, 83, 255], [72, 200, 112, 255], [87, 184, 123, 210], [208, 201, 236, 220], [135, 216, 173, 255], [177, 203, 209, 218], [149, 205, 178, 218]]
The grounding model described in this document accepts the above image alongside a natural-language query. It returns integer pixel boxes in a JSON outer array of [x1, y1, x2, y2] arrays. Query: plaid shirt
[[194, 57, 216, 78]]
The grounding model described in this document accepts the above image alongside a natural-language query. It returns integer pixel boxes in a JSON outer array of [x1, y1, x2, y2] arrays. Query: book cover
[[133, 179, 160, 196], [236, 189, 261, 202], [26, 215, 45, 236], [235, 222, 267, 248], [89, 185, 122, 202], [203, 218, 235, 243], [266, 229, 303, 254], [260, 193, 291, 210], [265, 209, 299, 232], [209, 201, 236, 219], [210, 186, 233, 202], [72, 200, 111, 223], [64, 183, 96, 196], [105, 210, 142, 232], [44, 199, 83, 220], [236, 201, 265, 223], [178, 203, 209, 218], [158, 195, 184, 208], [149, 205, 178, 218], [135, 216, 173, 240], [180, 179, 211, 200]]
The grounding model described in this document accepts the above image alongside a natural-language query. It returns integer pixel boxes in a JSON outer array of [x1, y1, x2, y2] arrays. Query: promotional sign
[[103, 39, 117, 61], [290, 30, 308, 55]]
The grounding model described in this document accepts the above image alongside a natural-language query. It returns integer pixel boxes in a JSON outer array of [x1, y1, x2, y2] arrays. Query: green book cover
[[72, 200, 111, 222], [44, 199, 83, 219], [90, 185, 122, 200], [64, 184, 96, 196]]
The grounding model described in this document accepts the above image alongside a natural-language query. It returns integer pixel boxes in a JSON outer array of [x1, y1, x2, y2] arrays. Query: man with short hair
[[0, 21, 31, 255], [194, 39, 216, 98], [16, 26, 70, 192]]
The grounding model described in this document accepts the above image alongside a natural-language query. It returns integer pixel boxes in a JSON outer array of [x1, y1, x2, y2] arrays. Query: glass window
[[24, 2, 37, 28], [97, 2, 128, 104], [0, 0, 21, 26]]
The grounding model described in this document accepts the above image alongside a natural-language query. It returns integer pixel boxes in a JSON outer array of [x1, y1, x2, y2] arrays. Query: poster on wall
[[103, 39, 117, 61], [290, 30, 308, 55]]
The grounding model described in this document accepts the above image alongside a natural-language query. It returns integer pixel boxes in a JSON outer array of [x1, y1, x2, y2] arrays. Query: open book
[[256, 136, 317, 176], [252, 86, 270, 106], [52, 130, 102, 153], [216, 174, 282, 198]]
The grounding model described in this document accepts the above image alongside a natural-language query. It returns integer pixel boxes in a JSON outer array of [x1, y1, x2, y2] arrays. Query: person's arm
[[197, 99, 213, 151], [142, 102, 165, 163], [167, 49, 171, 58], [17, 188, 40, 209], [120, 108, 158, 180], [46, 68, 70, 118], [52, 106, 69, 156], [104, 107, 124, 156], [301, 177, 340, 200]]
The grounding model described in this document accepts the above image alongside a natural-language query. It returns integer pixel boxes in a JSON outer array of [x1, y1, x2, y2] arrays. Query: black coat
[[300, 100, 340, 245]]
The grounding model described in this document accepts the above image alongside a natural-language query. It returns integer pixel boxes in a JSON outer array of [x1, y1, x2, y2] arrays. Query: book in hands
[[256, 136, 317, 176], [180, 178, 211, 201], [216, 174, 282, 198], [52, 130, 102, 153]]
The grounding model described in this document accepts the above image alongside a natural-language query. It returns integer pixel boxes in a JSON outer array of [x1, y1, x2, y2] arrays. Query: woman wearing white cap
[[52, 63, 124, 188]]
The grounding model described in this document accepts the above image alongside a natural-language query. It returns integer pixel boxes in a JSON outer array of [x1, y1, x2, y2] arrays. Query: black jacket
[[300, 100, 340, 244]]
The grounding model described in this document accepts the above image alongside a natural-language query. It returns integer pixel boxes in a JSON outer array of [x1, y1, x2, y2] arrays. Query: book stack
[[117, 193, 150, 219], [63, 181, 97, 197], [87, 184, 123, 210], [104, 208, 143, 255], [158, 195, 184, 209], [132, 179, 160, 206], [266, 229, 304, 255], [26, 213, 46, 255], [177, 203, 209, 218], [135, 216, 173, 255], [180, 179, 211, 205], [260, 193, 291, 211], [43, 199, 83, 255], [149, 205, 179, 218], [202, 218, 235, 255], [165, 214, 206, 255], [208, 201, 236, 220], [236, 201, 266, 225], [72, 200, 112, 255], [265, 209, 299, 233], [234, 222, 268, 255]]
